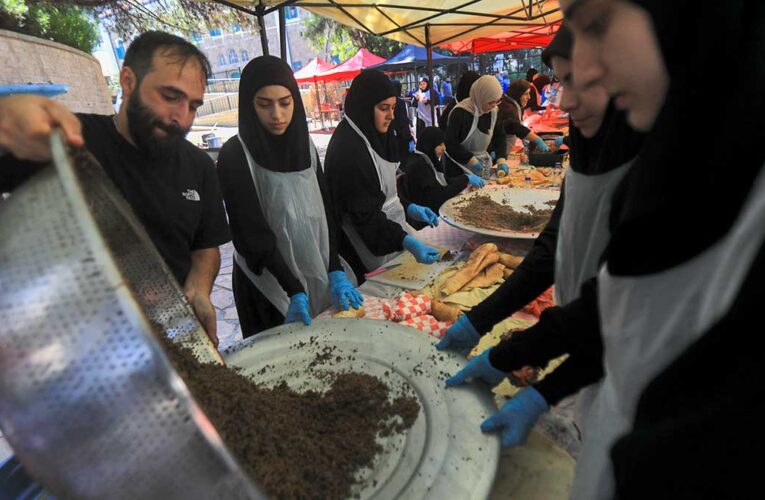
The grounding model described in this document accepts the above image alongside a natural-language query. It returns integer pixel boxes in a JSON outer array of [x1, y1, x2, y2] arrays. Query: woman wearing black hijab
[[439, 23, 644, 446], [447, 1, 765, 498], [439, 70, 480, 132], [413, 76, 438, 136], [325, 69, 441, 281], [399, 126, 485, 214], [216, 56, 362, 337]]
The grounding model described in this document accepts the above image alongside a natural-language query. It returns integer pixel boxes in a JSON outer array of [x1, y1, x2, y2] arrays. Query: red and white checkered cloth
[[383, 292, 432, 321], [399, 314, 452, 339]]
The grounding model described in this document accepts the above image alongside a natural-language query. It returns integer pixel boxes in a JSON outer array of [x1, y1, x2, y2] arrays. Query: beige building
[[195, 6, 319, 80]]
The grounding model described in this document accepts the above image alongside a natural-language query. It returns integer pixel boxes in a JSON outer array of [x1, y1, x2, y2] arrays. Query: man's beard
[[126, 90, 190, 160]]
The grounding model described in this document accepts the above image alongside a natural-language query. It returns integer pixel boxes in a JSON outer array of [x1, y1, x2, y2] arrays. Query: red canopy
[[315, 49, 386, 82], [294, 57, 335, 84], [444, 23, 560, 54]]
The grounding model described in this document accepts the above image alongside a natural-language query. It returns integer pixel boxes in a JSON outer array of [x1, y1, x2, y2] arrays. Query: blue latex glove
[[466, 174, 485, 188], [496, 162, 510, 176], [402, 235, 441, 264], [436, 315, 481, 352], [406, 203, 439, 227], [445, 348, 506, 388], [467, 157, 482, 174], [553, 136, 565, 147], [481, 386, 549, 448], [284, 292, 311, 325], [328, 271, 363, 311], [533, 137, 551, 152], [408, 139, 415, 153]]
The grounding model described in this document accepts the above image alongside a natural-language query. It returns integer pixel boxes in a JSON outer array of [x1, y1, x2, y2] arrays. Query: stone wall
[[0, 29, 113, 115]]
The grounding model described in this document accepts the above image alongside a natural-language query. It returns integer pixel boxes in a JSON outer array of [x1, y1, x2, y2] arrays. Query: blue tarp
[[369, 45, 470, 71]]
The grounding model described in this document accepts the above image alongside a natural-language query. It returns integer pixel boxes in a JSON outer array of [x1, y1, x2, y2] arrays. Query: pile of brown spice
[[454, 193, 553, 233], [162, 339, 420, 499]]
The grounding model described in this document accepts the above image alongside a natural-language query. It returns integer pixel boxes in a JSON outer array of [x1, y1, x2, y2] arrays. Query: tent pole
[[314, 77, 325, 130], [257, 4, 269, 56], [278, 6, 287, 60], [425, 24, 436, 127]]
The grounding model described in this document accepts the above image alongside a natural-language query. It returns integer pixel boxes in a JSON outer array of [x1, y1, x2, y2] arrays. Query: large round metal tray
[[440, 186, 560, 239], [223, 318, 501, 499]]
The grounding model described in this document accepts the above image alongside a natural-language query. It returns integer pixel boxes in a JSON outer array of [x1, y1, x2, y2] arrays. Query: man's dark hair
[[123, 31, 212, 84]]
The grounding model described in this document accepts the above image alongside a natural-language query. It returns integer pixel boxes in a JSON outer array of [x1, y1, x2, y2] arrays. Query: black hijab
[[606, 0, 765, 275], [237, 55, 311, 172], [344, 69, 398, 162], [415, 126, 446, 167], [455, 71, 480, 101]]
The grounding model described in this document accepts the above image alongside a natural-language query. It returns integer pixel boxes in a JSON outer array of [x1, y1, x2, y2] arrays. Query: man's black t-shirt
[[0, 113, 231, 284]]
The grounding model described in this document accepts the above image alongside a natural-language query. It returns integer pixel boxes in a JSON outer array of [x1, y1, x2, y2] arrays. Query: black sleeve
[[502, 113, 532, 139], [445, 108, 475, 164], [489, 114, 508, 159], [488, 277, 602, 376], [533, 353, 604, 406], [190, 151, 232, 250], [325, 127, 407, 256], [466, 190, 564, 333], [314, 154, 342, 272], [0, 153, 47, 194], [216, 138, 304, 296], [404, 157, 468, 213]]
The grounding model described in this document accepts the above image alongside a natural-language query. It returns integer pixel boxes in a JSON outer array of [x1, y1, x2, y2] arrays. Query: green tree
[[303, 13, 403, 62], [0, 1, 100, 52]]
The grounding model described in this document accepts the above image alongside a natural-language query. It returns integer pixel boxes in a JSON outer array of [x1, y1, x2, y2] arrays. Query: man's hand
[[0, 95, 84, 161], [184, 287, 219, 348]]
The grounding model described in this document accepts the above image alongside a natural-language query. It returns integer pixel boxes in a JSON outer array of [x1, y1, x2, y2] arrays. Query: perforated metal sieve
[[0, 133, 263, 499]]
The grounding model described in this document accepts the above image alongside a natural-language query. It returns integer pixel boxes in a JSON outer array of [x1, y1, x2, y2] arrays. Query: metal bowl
[[0, 136, 262, 499]]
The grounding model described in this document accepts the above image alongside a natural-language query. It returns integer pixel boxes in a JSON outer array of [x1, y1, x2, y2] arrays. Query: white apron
[[416, 89, 434, 127], [341, 117, 415, 271], [413, 149, 447, 186], [444, 102, 497, 176], [553, 161, 635, 428], [233, 136, 333, 318], [570, 166, 765, 500]]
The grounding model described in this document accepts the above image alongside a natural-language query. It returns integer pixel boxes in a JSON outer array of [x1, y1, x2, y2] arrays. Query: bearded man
[[0, 31, 230, 346]]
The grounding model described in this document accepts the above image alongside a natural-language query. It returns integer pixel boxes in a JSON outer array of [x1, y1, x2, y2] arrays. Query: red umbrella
[[315, 48, 386, 82], [294, 57, 335, 84]]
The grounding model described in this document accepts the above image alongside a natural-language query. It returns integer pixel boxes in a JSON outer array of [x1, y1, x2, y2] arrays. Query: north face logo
[[182, 189, 200, 201]]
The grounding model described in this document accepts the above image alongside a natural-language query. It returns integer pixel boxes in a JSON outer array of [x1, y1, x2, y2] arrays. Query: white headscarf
[[454, 75, 503, 117]]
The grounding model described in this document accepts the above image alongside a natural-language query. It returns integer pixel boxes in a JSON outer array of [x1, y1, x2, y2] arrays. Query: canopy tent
[[314, 48, 387, 82], [208, 0, 562, 124], [211, 1, 562, 49], [444, 22, 560, 54], [369, 44, 470, 72], [293, 56, 335, 84]]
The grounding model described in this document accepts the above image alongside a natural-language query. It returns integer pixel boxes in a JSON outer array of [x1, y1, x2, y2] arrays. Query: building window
[[191, 32, 203, 42], [228, 49, 239, 64], [218, 54, 226, 66], [240, 49, 249, 62], [115, 40, 126, 60], [209, 27, 222, 37], [285, 6, 299, 20], [231, 24, 242, 33]]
